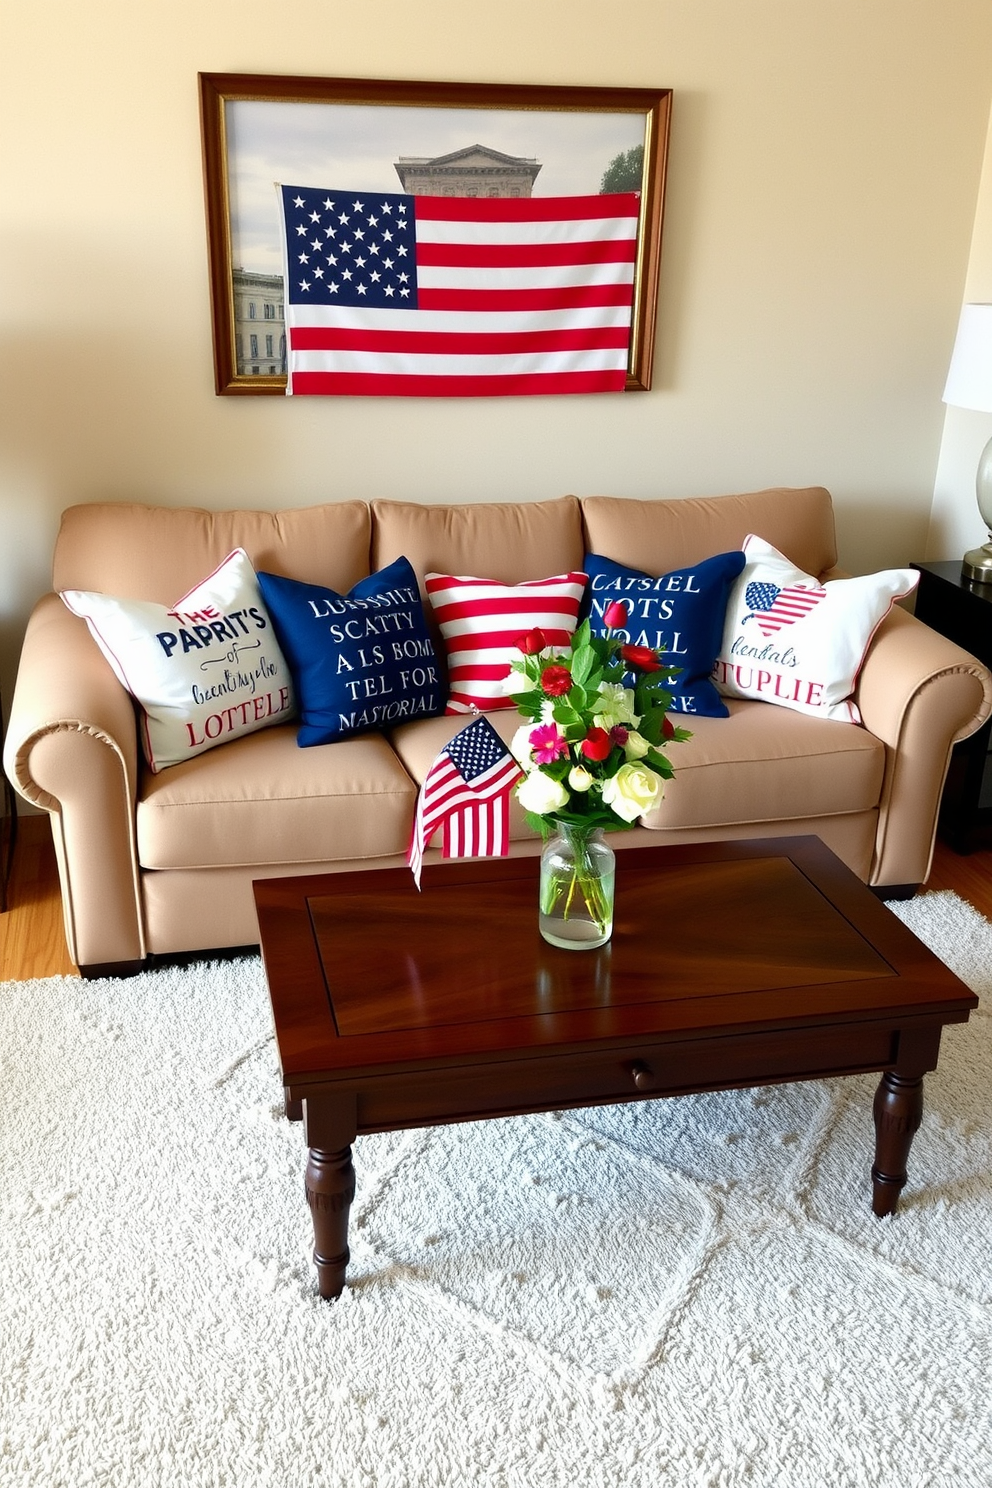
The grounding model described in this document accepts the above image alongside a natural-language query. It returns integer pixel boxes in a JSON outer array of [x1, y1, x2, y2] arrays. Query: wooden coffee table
[[253, 837, 978, 1299]]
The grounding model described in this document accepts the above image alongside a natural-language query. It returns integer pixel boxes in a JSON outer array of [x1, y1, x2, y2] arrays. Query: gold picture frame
[[199, 72, 672, 396]]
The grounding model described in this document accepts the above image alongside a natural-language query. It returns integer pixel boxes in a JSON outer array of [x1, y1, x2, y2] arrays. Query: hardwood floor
[[0, 817, 77, 980], [2, 811, 992, 982]]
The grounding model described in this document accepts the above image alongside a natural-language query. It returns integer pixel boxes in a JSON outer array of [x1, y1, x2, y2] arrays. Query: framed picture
[[199, 72, 672, 396]]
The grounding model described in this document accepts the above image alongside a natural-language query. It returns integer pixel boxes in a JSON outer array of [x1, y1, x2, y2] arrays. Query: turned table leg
[[871, 1070, 924, 1218], [300, 1093, 358, 1299], [305, 1144, 356, 1299]]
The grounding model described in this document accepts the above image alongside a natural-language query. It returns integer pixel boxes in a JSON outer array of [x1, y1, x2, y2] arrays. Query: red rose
[[515, 628, 547, 655], [603, 600, 629, 629], [540, 664, 573, 698], [579, 726, 612, 762], [620, 644, 662, 673], [663, 714, 675, 740]]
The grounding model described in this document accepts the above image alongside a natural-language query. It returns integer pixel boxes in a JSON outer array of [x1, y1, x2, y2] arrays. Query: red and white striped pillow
[[425, 570, 588, 715]]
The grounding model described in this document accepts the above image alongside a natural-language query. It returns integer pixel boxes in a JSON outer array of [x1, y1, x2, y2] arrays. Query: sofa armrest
[[854, 604, 992, 887], [3, 593, 145, 967]]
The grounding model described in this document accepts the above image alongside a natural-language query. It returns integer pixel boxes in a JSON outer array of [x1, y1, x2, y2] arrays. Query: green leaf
[[524, 810, 554, 839], [570, 618, 591, 652], [570, 644, 595, 688], [636, 680, 672, 714], [646, 748, 675, 778], [635, 708, 665, 746]]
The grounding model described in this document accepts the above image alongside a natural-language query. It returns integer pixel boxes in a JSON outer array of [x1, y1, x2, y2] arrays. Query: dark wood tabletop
[[254, 836, 978, 1297]]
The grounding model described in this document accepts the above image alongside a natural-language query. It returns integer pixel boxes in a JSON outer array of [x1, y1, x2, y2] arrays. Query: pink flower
[[603, 600, 629, 629], [609, 725, 629, 746], [515, 628, 547, 655], [528, 724, 569, 764], [540, 664, 573, 698]]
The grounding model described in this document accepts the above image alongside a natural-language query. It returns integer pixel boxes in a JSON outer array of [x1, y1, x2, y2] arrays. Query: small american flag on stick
[[408, 717, 524, 888]]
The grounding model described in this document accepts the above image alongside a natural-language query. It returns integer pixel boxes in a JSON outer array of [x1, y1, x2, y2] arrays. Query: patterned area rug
[[1, 890, 990, 1488]]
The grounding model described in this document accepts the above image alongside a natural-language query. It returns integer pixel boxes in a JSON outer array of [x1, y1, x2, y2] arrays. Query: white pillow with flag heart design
[[712, 535, 918, 723]]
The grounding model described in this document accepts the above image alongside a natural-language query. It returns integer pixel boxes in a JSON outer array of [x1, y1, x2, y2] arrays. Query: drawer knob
[[630, 1060, 655, 1091]]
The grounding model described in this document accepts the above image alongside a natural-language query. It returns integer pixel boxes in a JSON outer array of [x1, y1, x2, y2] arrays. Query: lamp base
[[962, 540, 992, 584]]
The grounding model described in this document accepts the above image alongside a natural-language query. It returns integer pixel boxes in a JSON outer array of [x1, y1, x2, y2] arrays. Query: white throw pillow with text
[[713, 535, 918, 723], [62, 548, 296, 771]]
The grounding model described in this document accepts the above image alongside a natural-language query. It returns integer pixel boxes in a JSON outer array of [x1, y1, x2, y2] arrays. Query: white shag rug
[[1, 890, 991, 1488]]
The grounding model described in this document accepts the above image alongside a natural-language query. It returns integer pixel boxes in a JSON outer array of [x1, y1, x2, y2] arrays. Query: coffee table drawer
[[349, 1023, 898, 1131]]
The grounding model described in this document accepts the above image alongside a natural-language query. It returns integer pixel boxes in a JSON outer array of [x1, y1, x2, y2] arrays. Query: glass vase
[[539, 821, 615, 950]]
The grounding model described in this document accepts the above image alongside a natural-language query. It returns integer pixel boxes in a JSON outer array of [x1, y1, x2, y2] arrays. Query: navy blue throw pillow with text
[[582, 549, 747, 717], [257, 558, 444, 745]]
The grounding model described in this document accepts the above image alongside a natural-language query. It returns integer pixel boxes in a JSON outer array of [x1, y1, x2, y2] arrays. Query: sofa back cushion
[[52, 502, 372, 604], [371, 497, 585, 591], [372, 497, 586, 695], [580, 487, 838, 581]]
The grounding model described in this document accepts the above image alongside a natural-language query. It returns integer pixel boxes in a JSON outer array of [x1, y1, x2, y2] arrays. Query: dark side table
[[912, 561, 992, 852]]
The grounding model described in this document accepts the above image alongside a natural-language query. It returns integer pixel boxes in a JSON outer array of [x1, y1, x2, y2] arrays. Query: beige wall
[[3, 0, 992, 706]]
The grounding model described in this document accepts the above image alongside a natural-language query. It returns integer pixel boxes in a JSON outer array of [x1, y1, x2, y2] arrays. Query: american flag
[[743, 581, 827, 637], [277, 185, 639, 397], [407, 717, 524, 888]]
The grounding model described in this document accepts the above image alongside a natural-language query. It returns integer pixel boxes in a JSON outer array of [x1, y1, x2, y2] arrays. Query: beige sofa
[[6, 486, 991, 976]]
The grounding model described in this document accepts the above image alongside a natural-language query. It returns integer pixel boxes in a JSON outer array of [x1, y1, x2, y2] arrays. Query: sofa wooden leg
[[78, 959, 146, 979], [868, 884, 921, 902]]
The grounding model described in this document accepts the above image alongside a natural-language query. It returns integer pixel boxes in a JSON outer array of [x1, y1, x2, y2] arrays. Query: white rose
[[509, 724, 537, 770], [567, 764, 595, 793], [600, 762, 663, 823], [623, 731, 651, 761], [517, 769, 570, 815]]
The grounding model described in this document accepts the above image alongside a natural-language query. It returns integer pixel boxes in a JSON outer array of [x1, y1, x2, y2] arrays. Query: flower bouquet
[[507, 602, 691, 948]]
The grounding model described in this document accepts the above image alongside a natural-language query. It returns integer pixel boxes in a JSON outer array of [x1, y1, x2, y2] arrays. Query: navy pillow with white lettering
[[582, 550, 746, 717], [257, 558, 444, 746]]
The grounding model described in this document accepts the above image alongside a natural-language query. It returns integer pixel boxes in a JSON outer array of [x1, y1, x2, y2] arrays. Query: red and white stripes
[[425, 570, 587, 714]]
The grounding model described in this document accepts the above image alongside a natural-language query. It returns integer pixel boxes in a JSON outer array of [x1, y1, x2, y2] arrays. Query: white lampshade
[[943, 302, 992, 581], [943, 303, 992, 413]]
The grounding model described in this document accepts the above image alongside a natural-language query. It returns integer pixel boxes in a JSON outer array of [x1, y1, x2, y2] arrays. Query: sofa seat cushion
[[391, 699, 884, 842], [639, 699, 885, 830], [136, 724, 416, 870]]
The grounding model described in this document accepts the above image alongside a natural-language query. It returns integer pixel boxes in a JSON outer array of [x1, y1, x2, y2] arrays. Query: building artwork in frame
[[200, 74, 671, 397]]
